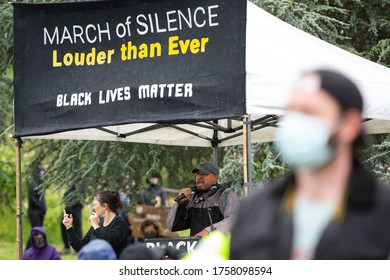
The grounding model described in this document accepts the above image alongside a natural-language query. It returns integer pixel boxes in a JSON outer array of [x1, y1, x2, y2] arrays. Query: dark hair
[[140, 218, 162, 236], [94, 190, 123, 214], [310, 69, 367, 152]]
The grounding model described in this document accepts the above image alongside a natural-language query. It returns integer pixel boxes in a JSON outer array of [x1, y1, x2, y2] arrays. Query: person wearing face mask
[[26, 165, 47, 250], [23, 226, 61, 260], [167, 162, 240, 237], [229, 69, 390, 260], [141, 172, 167, 208], [140, 218, 165, 239]]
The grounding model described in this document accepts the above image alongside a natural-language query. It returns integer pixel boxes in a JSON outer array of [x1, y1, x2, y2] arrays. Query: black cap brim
[[192, 167, 211, 174]]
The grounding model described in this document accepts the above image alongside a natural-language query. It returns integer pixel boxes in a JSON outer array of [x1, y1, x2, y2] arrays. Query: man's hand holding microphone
[[174, 186, 198, 205]]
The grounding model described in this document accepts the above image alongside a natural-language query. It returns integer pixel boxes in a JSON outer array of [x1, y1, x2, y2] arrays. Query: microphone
[[174, 186, 198, 202], [194, 186, 218, 204]]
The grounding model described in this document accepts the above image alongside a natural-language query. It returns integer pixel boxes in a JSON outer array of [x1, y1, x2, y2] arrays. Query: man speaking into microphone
[[167, 161, 240, 237]]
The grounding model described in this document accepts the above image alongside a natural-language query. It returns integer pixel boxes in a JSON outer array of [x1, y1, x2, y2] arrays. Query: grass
[[1, 240, 19, 260], [0, 188, 89, 260], [1, 240, 77, 260]]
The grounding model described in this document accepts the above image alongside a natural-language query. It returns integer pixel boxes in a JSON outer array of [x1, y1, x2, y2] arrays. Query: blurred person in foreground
[[119, 243, 185, 260], [167, 161, 240, 237], [119, 243, 160, 260], [77, 239, 116, 260], [63, 190, 129, 258], [230, 69, 390, 260], [23, 226, 61, 260]]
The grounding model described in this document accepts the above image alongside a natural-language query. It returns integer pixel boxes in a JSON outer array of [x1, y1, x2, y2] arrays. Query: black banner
[[13, 0, 246, 137], [144, 236, 201, 254]]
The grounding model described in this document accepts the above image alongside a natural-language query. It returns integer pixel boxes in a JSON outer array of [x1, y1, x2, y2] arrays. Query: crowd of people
[[24, 68, 390, 260]]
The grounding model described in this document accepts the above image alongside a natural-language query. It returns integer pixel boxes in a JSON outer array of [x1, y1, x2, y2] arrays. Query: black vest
[[187, 187, 224, 236]]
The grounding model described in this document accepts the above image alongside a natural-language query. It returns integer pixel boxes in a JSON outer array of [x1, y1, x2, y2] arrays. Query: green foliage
[[345, 0, 390, 66], [251, 0, 390, 67], [30, 139, 213, 207], [0, 241, 18, 260], [368, 38, 390, 66], [219, 143, 290, 195], [219, 146, 245, 194], [0, 2, 13, 75], [254, 143, 290, 181], [0, 140, 16, 208], [361, 134, 390, 183], [251, 0, 351, 45]]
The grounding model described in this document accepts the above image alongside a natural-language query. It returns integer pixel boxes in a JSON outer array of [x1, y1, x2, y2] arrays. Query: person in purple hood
[[23, 226, 61, 260]]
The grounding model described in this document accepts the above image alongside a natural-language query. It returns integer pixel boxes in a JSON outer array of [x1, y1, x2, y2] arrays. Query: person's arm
[[67, 226, 93, 252], [167, 202, 190, 231], [92, 216, 128, 250], [203, 191, 240, 234], [167, 187, 196, 232]]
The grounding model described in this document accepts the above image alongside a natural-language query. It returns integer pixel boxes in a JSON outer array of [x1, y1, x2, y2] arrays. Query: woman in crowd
[[62, 190, 129, 258]]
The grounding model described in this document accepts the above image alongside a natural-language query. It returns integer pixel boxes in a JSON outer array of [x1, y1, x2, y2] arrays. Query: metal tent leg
[[242, 115, 253, 197], [15, 137, 23, 259]]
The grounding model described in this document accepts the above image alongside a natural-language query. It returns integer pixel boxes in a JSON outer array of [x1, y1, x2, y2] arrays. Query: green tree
[[0, 1, 16, 211], [361, 134, 390, 183], [252, 0, 390, 67], [32, 140, 215, 206]]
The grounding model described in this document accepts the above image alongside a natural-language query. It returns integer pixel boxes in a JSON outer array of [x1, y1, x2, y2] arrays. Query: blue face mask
[[274, 112, 333, 169]]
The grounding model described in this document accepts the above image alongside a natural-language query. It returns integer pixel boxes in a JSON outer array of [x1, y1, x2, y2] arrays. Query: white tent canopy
[[246, 2, 390, 135], [26, 1, 390, 147]]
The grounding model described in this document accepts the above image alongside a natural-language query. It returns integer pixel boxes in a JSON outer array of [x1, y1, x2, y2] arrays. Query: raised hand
[[62, 208, 73, 229]]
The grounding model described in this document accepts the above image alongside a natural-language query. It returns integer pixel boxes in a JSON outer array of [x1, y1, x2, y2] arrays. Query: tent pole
[[14, 137, 23, 260], [213, 146, 218, 165], [13, 0, 24, 260], [212, 120, 219, 165], [242, 115, 253, 197]]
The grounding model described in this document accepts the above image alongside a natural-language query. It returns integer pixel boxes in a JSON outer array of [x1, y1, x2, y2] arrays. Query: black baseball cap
[[305, 69, 370, 149], [315, 69, 363, 112], [192, 162, 219, 175]]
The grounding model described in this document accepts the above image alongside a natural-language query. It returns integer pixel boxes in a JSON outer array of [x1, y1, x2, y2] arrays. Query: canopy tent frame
[[95, 114, 278, 144]]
